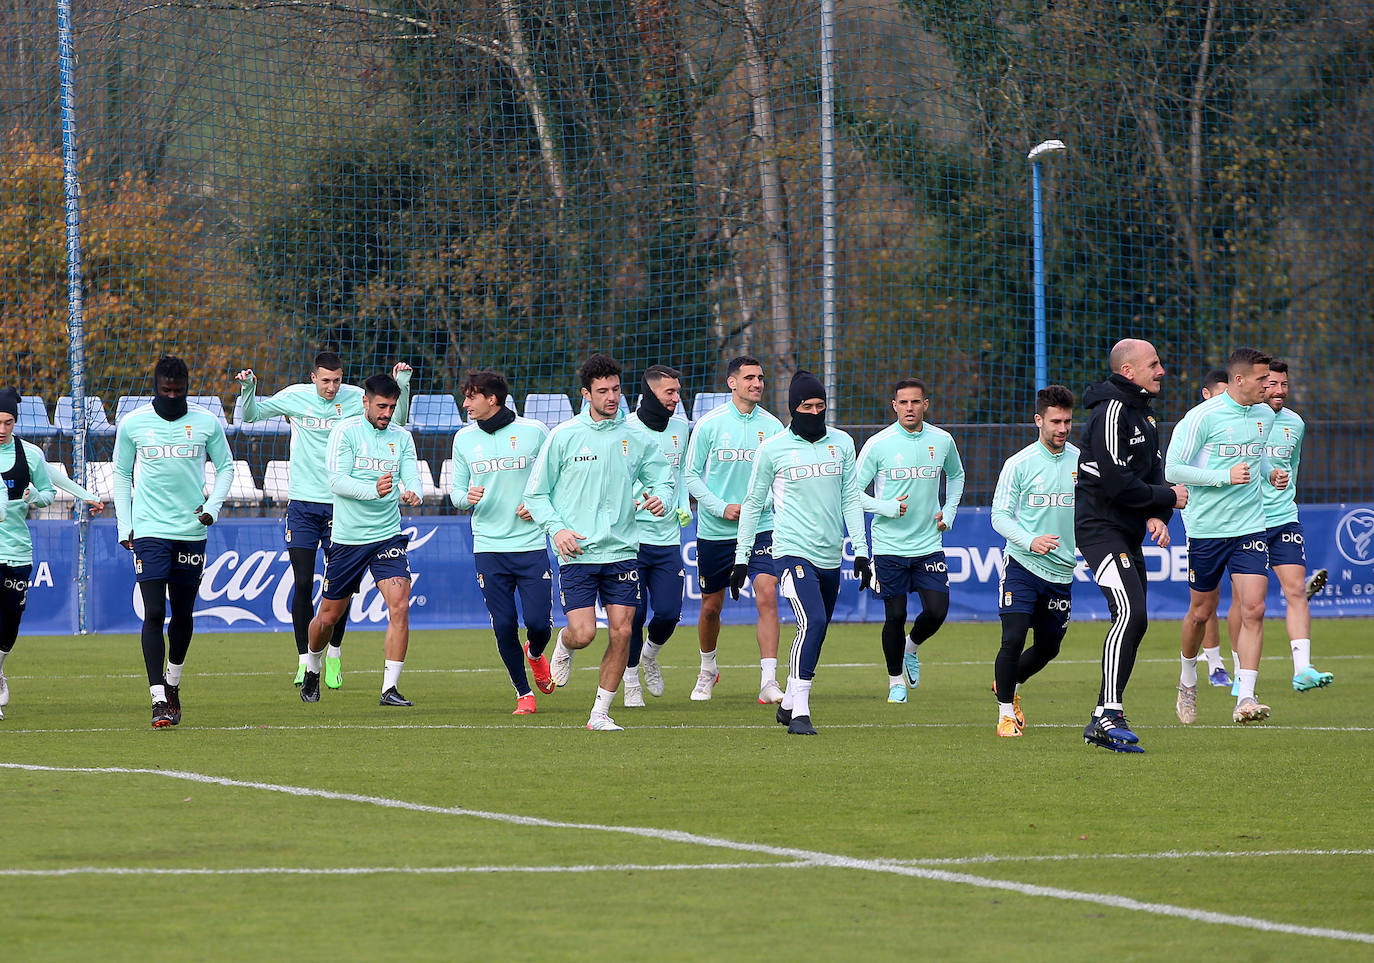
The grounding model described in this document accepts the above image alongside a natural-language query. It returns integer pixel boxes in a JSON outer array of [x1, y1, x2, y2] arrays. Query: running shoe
[[293, 663, 306, 687], [1083, 710, 1144, 753], [689, 669, 719, 701], [996, 715, 1021, 738], [379, 687, 413, 707], [1175, 684, 1197, 725], [526, 643, 555, 694], [300, 671, 321, 703], [1292, 666, 1334, 692], [1233, 697, 1271, 724], [166, 684, 181, 726], [324, 654, 342, 690], [887, 683, 907, 704], [624, 683, 645, 707], [512, 693, 537, 715], [640, 650, 665, 697], [151, 701, 174, 728], [550, 632, 574, 688], [1208, 666, 1231, 688], [787, 714, 817, 735], [757, 681, 785, 705], [902, 651, 920, 688], [586, 712, 624, 732]]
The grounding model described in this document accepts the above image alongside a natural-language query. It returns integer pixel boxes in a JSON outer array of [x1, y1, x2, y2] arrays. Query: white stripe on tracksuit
[[1093, 551, 1131, 706], [779, 567, 809, 683]]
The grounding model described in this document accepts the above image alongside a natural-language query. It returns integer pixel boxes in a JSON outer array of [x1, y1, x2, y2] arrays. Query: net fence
[[3, 0, 1372, 509]]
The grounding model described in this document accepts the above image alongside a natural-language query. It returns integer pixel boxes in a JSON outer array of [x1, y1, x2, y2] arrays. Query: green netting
[[2, 1, 1372, 503]]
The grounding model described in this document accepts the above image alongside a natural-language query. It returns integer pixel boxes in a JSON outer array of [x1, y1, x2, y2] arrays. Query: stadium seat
[[438, 459, 455, 496], [84, 462, 116, 500], [691, 393, 732, 420], [188, 395, 233, 433], [17, 396, 56, 440], [413, 460, 440, 500], [408, 394, 464, 432], [523, 393, 573, 428], [263, 460, 291, 502], [54, 397, 116, 438], [115, 395, 152, 424], [204, 461, 264, 505], [231, 400, 290, 436]]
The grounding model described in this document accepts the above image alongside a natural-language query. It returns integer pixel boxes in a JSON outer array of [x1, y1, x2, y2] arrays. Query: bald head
[[1109, 339, 1166, 395]]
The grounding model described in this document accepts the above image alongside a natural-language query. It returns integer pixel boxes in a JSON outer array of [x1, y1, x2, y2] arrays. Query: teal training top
[[1165, 392, 1275, 539], [523, 408, 674, 565], [683, 401, 784, 540], [735, 428, 868, 570], [324, 416, 421, 545], [856, 421, 966, 558], [627, 412, 692, 547], [240, 373, 411, 504], [991, 440, 1080, 585], [0, 439, 97, 565], [113, 403, 234, 542], [1262, 406, 1304, 528], [449, 416, 550, 554]]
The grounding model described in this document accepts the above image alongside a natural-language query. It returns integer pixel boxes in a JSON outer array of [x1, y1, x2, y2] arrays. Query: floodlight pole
[[1028, 139, 1066, 394]]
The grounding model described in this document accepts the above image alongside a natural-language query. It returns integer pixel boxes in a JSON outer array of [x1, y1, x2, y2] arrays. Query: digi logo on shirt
[[296, 415, 339, 430], [781, 462, 842, 481], [713, 449, 757, 463], [1026, 493, 1074, 508], [1217, 442, 1264, 458], [137, 443, 206, 460], [353, 456, 399, 473], [471, 456, 530, 474], [886, 466, 940, 480]]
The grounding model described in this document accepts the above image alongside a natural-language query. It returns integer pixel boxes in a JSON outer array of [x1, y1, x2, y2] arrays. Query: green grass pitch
[[2, 619, 1371, 959]]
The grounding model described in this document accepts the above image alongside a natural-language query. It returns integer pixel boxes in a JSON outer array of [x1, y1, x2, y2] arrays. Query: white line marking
[[0, 860, 807, 877], [3, 763, 1370, 945], [899, 848, 1374, 866]]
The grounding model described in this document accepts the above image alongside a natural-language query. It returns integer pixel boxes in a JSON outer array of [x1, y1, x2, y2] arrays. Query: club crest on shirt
[[1147, 416, 1156, 426], [757, 431, 765, 444], [183, 425, 193, 439], [510, 435, 518, 449], [1071, 471, 1077, 483], [928, 446, 935, 460], [827, 445, 836, 459], [335, 403, 342, 416], [388, 443, 396, 455], [621, 439, 630, 456], [1119, 553, 1130, 568]]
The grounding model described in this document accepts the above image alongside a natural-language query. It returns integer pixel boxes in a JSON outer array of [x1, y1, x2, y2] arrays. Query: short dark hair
[[153, 355, 189, 385], [1203, 367, 1229, 387], [578, 353, 622, 390], [893, 378, 926, 397], [1268, 360, 1289, 375], [644, 364, 681, 385], [363, 373, 401, 399], [1226, 347, 1271, 377], [461, 368, 509, 405], [1036, 384, 1075, 416], [313, 351, 343, 373], [726, 355, 762, 379]]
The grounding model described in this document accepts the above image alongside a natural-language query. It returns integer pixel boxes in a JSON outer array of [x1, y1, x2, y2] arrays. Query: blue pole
[[1031, 161, 1048, 393], [58, 0, 89, 634]]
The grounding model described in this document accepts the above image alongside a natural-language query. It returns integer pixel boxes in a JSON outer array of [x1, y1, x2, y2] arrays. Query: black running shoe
[[1083, 712, 1144, 753], [776, 704, 792, 726], [151, 701, 174, 728], [379, 687, 413, 707], [166, 684, 181, 726], [300, 671, 321, 703], [787, 714, 817, 736]]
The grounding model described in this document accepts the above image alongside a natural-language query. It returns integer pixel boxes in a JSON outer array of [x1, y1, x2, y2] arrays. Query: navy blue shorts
[[285, 500, 334, 552], [1, 563, 32, 614], [1265, 521, 1306, 569], [998, 556, 1072, 620], [1187, 533, 1269, 593], [873, 552, 949, 600], [559, 559, 641, 613], [697, 531, 775, 594], [636, 542, 685, 624], [322, 534, 411, 600], [132, 538, 207, 586], [475, 550, 553, 636]]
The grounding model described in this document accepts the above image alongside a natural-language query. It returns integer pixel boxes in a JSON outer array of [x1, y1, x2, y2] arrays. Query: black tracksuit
[[1075, 374, 1178, 708]]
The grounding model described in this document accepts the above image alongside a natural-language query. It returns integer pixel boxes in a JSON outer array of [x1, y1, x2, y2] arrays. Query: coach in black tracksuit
[[1076, 339, 1188, 752]]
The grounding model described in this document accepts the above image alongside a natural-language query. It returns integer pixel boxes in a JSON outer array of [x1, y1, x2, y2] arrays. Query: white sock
[[306, 649, 323, 674], [1202, 646, 1224, 672], [760, 657, 777, 687], [150, 684, 166, 703], [297, 653, 309, 666], [1179, 654, 1198, 687], [1014, 683, 1021, 695], [643, 640, 663, 661], [625, 666, 641, 689], [1232, 651, 1241, 676], [781, 677, 795, 712], [1236, 668, 1258, 702], [383, 659, 403, 692], [1104, 700, 1122, 712], [164, 662, 183, 686], [889, 674, 904, 688], [999, 702, 1016, 719], [793, 678, 813, 717], [1290, 638, 1311, 673], [904, 638, 918, 656], [700, 649, 717, 674], [0, 649, 9, 671], [592, 686, 615, 716], [327, 644, 342, 660]]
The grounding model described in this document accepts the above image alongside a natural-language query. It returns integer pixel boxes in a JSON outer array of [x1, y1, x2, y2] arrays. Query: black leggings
[[139, 579, 198, 686], [289, 548, 346, 655], [880, 589, 950, 677], [994, 612, 1066, 703]]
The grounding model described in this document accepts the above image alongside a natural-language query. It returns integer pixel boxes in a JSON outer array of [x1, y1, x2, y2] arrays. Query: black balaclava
[[636, 374, 674, 432], [476, 400, 516, 435], [152, 391, 188, 422], [788, 370, 827, 443], [151, 359, 190, 422], [0, 387, 19, 421]]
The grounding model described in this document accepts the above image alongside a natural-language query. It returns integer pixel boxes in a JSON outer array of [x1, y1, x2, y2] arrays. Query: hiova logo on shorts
[[128, 526, 438, 625]]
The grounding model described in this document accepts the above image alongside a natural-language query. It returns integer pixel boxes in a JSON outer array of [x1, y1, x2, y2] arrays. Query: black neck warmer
[[788, 370, 827, 443], [152, 395, 189, 421], [636, 377, 674, 432], [476, 404, 516, 434]]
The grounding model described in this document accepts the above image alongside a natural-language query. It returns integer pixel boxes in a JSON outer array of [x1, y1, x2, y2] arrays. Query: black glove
[[728, 563, 749, 600], [854, 556, 872, 592]]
